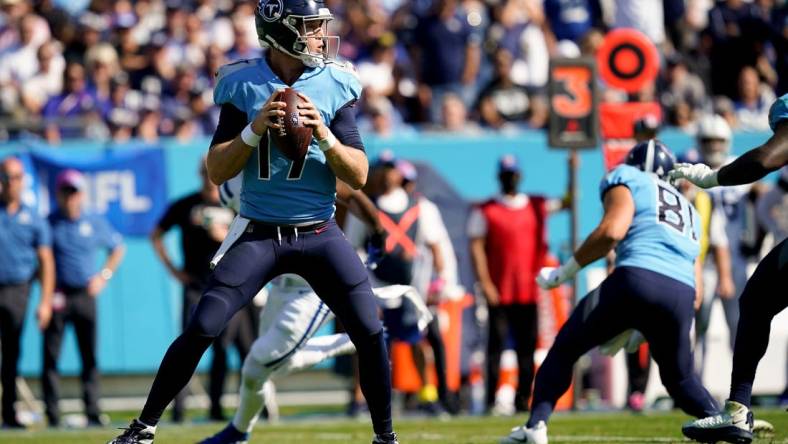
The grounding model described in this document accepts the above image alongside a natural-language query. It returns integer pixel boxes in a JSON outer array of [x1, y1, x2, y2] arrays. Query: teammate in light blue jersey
[[674, 95, 788, 444], [108, 1, 396, 443], [602, 164, 701, 288], [501, 140, 718, 444]]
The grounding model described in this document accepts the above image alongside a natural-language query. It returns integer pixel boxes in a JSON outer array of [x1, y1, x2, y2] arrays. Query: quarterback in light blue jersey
[[674, 95, 788, 444], [213, 53, 363, 223], [501, 140, 719, 444], [108, 1, 397, 444]]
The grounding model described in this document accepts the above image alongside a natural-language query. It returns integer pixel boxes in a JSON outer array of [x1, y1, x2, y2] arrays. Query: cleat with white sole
[[752, 418, 774, 438], [682, 400, 753, 444], [106, 419, 155, 444], [500, 421, 548, 444]]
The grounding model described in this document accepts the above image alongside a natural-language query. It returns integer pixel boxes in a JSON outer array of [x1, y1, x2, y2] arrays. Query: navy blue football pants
[[140, 220, 392, 434], [528, 266, 719, 427], [729, 238, 788, 407]]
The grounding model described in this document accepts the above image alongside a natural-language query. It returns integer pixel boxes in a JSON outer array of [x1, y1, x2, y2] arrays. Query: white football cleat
[[500, 421, 548, 444], [682, 400, 753, 443]]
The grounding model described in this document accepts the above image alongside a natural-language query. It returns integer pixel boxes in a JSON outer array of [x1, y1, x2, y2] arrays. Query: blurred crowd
[[0, 0, 786, 144]]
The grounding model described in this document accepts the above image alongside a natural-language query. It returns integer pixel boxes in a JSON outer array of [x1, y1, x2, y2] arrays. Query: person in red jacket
[[468, 155, 568, 413]]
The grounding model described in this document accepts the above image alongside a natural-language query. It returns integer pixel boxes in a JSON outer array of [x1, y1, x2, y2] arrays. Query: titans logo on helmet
[[260, 0, 283, 22]]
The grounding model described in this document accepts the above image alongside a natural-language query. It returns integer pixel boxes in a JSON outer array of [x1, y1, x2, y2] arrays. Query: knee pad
[[185, 292, 237, 338], [352, 329, 386, 355]]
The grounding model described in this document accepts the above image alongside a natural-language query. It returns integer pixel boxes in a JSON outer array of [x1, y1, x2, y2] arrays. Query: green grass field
[[3, 409, 787, 444]]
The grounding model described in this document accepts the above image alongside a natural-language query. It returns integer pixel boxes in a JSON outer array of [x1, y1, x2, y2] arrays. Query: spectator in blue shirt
[[0, 156, 54, 429], [43, 169, 124, 428], [43, 62, 109, 143], [543, 0, 602, 47]]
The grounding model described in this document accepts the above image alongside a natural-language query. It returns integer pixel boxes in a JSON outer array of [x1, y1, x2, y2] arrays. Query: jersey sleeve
[[35, 214, 52, 248], [157, 197, 187, 232], [213, 61, 253, 109], [768, 94, 788, 132], [417, 199, 444, 245], [95, 216, 123, 250], [329, 61, 363, 105], [466, 206, 487, 238], [599, 165, 642, 200], [219, 173, 243, 213]]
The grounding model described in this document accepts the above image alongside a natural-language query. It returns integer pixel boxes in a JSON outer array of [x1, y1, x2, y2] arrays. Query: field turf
[[3, 409, 787, 443]]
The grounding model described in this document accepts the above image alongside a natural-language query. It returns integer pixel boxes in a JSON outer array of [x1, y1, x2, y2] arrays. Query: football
[[271, 87, 313, 161]]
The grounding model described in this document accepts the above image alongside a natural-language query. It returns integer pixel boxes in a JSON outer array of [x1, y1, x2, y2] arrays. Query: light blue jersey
[[769, 93, 788, 131], [600, 165, 701, 288], [214, 57, 362, 224]]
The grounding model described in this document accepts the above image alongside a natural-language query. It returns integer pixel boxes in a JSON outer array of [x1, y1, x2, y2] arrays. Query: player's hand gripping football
[[251, 89, 287, 135], [296, 92, 329, 140], [668, 163, 719, 188]]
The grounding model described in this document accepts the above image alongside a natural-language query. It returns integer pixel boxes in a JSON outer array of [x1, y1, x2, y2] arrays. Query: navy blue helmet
[[255, 0, 338, 67], [625, 139, 676, 180]]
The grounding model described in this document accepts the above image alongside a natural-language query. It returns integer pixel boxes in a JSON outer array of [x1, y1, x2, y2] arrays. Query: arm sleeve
[[97, 217, 123, 249], [599, 166, 638, 200], [157, 199, 185, 233], [466, 207, 487, 238], [330, 99, 364, 151], [418, 199, 444, 245], [210, 103, 249, 147], [36, 216, 52, 247], [769, 94, 788, 132]]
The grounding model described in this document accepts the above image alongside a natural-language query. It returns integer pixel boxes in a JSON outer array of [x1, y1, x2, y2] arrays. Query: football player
[[108, 1, 399, 443], [500, 140, 720, 444], [198, 174, 431, 444], [673, 94, 788, 444]]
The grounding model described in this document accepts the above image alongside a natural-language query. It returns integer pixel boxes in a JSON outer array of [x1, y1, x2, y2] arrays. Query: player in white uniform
[[199, 174, 431, 444]]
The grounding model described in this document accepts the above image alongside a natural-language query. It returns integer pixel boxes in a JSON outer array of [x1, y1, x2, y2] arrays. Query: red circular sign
[[596, 28, 660, 93]]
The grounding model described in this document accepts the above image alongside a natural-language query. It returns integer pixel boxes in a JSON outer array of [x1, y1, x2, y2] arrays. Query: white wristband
[[317, 130, 337, 152], [241, 124, 262, 148], [560, 256, 581, 280]]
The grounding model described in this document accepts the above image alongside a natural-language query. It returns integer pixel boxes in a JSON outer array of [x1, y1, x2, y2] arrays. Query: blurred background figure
[[411, 0, 481, 123], [43, 169, 125, 428], [692, 114, 747, 375], [346, 154, 453, 415], [150, 159, 252, 422], [42, 62, 108, 143], [467, 155, 568, 415], [0, 157, 54, 429], [734, 66, 776, 131]]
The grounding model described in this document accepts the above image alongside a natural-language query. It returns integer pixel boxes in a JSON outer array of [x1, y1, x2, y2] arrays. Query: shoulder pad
[[768, 93, 788, 132], [216, 59, 258, 83], [329, 60, 360, 80]]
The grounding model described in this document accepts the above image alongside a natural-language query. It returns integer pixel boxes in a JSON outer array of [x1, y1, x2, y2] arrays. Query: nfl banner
[[29, 147, 168, 236]]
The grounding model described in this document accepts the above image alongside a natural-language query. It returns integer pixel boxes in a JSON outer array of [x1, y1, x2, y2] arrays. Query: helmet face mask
[[291, 15, 339, 66], [696, 114, 731, 167], [699, 137, 729, 169], [256, 0, 339, 68]]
